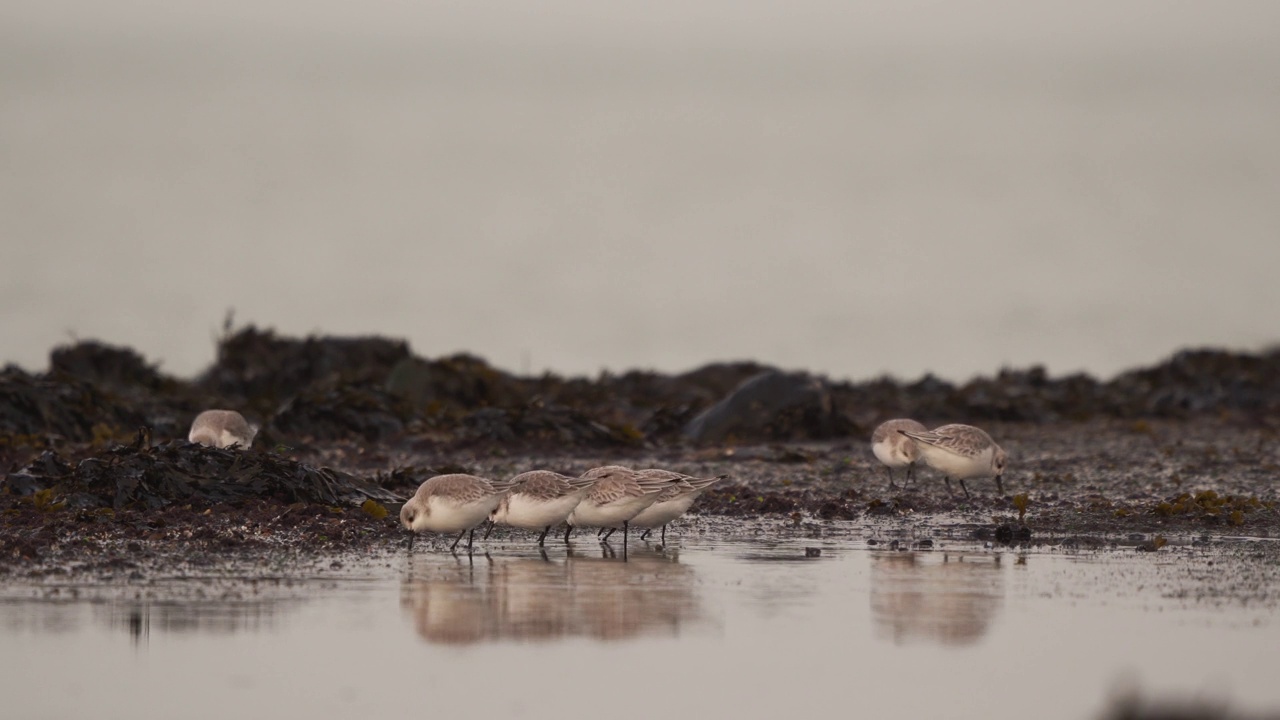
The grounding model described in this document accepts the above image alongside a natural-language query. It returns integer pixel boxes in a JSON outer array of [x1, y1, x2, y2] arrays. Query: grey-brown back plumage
[[900, 424, 996, 458], [416, 473, 515, 507], [581, 467, 671, 505], [638, 469, 727, 502], [508, 470, 579, 500]]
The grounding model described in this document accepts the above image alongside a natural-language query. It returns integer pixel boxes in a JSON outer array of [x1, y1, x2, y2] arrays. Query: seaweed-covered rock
[[530, 370, 703, 443], [1107, 348, 1280, 417], [9, 327, 1280, 454], [4, 437, 400, 509], [385, 354, 528, 410], [456, 403, 629, 448], [49, 341, 170, 392], [948, 367, 1110, 422], [0, 367, 145, 441], [271, 384, 411, 442], [201, 326, 411, 402], [45, 341, 204, 439], [829, 348, 1280, 426]]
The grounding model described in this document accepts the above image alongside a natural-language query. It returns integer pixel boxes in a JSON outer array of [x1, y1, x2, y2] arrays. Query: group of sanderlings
[[187, 408, 1007, 554], [188, 409, 726, 554], [870, 419, 1007, 497], [401, 466, 727, 553]]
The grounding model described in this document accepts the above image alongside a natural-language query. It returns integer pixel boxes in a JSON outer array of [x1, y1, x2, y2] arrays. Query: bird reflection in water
[[400, 546, 702, 645], [97, 598, 290, 646], [869, 552, 1006, 646]]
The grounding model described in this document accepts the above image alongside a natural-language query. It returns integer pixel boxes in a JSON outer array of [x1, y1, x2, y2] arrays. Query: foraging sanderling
[[188, 409, 257, 449], [487, 470, 596, 545], [898, 424, 1007, 497], [627, 469, 727, 544], [564, 466, 675, 546], [402, 473, 517, 552], [871, 418, 928, 489]]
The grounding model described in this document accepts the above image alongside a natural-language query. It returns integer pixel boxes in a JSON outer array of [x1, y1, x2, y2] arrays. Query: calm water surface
[[2, 536, 1278, 719]]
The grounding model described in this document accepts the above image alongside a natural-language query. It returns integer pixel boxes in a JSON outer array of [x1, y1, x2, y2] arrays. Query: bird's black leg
[[483, 519, 496, 540], [886, 466, 896, 490], [408, 532, 415, 552], [959, 479, 971, 499], [660, 524, 667, 545], [944, 477, 955, 496], [537, 526, 550, 545], [996, 476, 1005, 495], [467, 527, 476, 552], [601, 528, 616, 542], [450, 529, 466, 552], [640, 528, 651, 541], [564, 525, 574, 544]]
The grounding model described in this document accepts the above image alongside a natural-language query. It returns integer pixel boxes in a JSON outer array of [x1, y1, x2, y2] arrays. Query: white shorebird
[[564, 466, 675, 548], [188, 409, 257, 449], [898, 424, 1007, 497], [870, 418, 927, 489], [401, 473, 517, 552], [627, 469, 727, 544], [486, 470, 596, 545]]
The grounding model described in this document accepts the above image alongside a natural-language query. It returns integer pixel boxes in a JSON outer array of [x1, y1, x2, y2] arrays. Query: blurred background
[[2, 0, 1278, 382]]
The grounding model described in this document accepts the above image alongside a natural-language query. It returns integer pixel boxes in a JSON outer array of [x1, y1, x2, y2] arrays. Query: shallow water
[[2, 536, 1278, 719]]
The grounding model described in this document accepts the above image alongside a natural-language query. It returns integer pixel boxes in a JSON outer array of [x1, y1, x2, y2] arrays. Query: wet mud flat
[[3, 416, 1277, 583], [2, 328, 1279, 580]]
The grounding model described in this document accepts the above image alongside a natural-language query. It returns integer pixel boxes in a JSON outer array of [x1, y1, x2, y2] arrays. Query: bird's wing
[[900, 429, 986, 458]]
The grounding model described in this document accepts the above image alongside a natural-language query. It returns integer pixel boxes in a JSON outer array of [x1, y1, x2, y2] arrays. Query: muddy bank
[[2, 417, 1277, 571], [3, 327, 1279, 569]]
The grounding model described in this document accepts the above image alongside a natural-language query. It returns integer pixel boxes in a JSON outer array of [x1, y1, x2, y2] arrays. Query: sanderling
[[402, 473, 517, 552], [564, 466, 674, 548], [899, 424, 1007, 497], [627, 469, 727, 544], [871, 418, 928, 489], [486, 470, 595, 545], [188, 409, 257, 449]]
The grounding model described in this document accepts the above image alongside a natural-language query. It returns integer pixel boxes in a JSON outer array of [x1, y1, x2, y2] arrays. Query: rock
[[684, 370, 832, 443], [1, 473, 43, 497], [993, 524, 1033, 543], [817, 500, 857, 520]]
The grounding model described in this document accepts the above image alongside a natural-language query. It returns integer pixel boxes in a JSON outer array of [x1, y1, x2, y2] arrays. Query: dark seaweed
[[2, 432, 400, 510]]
